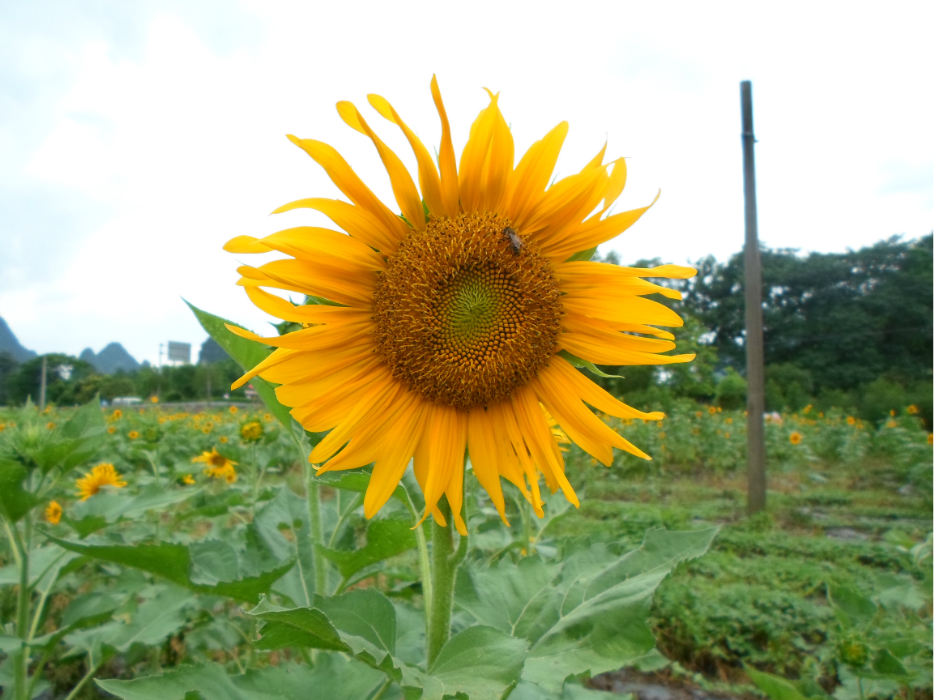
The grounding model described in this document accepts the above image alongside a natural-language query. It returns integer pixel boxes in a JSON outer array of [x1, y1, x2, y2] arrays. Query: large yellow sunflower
[[225, 77, 695, 532]]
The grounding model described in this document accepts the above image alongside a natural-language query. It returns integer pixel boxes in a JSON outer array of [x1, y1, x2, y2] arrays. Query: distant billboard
[[167, 341, 191, 364]]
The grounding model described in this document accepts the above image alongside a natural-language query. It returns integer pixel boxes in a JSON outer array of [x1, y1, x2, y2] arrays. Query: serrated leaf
[[45, 536, 293, 603], [34, 394, 107, 473], [317, 589, 398, 676], [828, 585, 877, 628], [247, 598, 347, 652], [745, 667, 814, 700], [253, 486, 317, 605], [402, 625, 528, 700], [319, 511, 417, 583], [317, 468, 409, 504], [185, 301, 293, 429], [557, 350, 622, 379], [96, 655, 384, 700], [0, 458, 40, 522], [457, 528, 717, 692], [66, 585, 192, 654]]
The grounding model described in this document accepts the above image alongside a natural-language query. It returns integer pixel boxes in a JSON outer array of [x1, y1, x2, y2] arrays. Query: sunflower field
[[1, 387, 930, 700]]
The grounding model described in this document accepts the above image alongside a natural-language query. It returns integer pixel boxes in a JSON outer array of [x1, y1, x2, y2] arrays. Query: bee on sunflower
[[224, 77, 695, 531]]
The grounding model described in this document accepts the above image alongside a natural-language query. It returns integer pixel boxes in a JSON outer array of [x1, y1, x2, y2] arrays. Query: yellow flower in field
[[716, 407, 722, 413], [724, 432, 730, 439], [194, 448, 238, 483], [128, 431, 139, 440], [707, 406, 717, 415], [789, 431, 802, 445], [890, 410, 896, 417], [725, 417, 733, 425], [886, 420, 897, 429], [202, 426, 212, 434], [0, 423, 6, 433], [658, 431, 666, 440], [241, 421, 264, 442], [846, 416, 855, 425], [182, 474, 196, 485], [45, 501, 62, 524], [695, 411, 702, 419], [927, 433, 933, 445], [907, 405, 919, 415], [263, 413, 273, 422], [76, 463, 127, 500], [224, 78, 695, 529], [111, 409, 123, 420], [46, 422, 56, 430], [818, 412, 824, 418], [229, 406, 238, 414], [107, 425, 116, 434], [150, 396, 159, 403], [803, 405, 812, 414], [220, 435, 229, 443]]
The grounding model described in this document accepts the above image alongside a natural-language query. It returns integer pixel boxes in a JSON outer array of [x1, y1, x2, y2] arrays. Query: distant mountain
[[80, 343, 140, 374], [0, 316, 36, 362], [199, 337, 230, 364]]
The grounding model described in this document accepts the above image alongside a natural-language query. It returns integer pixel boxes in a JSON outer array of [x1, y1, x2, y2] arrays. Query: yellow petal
[[368, 93, 445, 219], [336, 102, 426, 230], [458, 92, 500, 214], [224, 235, 273, 254], [466, 408, 509, 525], [548, 191, 659, 260], [271, 197, 398, 254], [286, 136, 409, 247], [504, 122, 569, 228], [430, 76, 460, 217]]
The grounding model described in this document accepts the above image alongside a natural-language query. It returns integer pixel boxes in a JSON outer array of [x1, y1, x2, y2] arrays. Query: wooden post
[[39, 356, 48, 411], [741, 81, 766, 514]]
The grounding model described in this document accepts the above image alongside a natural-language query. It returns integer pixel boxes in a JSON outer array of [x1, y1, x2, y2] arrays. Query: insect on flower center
[[373, 212, 562, 409]]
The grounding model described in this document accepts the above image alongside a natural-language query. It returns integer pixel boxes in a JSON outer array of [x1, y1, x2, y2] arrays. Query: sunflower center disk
[[374, 212, 562, 409]]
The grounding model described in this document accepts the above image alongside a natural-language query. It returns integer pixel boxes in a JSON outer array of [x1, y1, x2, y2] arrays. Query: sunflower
[[46, 422, 56, 430], [907, 404, 919, 415], [194, 448, 238, 483], [107, 426, 116, 434], [224, 77, 695, 531], [76, 463, 127, 500], [241, 420, 264, 442], [45, 500, 62, 524], [229, 406, 239, 414], [181, 474, 196, 485], [150, 396, 159, 404], [128, 430, 139, 439], [111, 409, 123, 420], [789, 431, 803, 445]]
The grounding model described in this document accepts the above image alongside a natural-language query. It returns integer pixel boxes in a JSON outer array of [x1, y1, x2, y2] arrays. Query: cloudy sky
[[1, 0, 931, 365]]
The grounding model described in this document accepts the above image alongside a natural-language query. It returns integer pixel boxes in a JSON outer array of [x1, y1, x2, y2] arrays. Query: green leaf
[[65, 485, 203, 538], [565, 247, 597, 262], [745, 667, 813, 700], [96, 655, 384, 700], [66, 585, 193, 654], [253, 486, 317, 605], [34, 394, 107, 473], [402, 625, 528, 700], [319, 511, 417, 584], [557, 350, 622, 379], [869, 649, 911, 678], [0, 458, 40, 522], [316, 589, 398, 676], [45, 536, 293, 603], [247, 597, 347, 652], [317, 468, 409, 505], [185, 301, 293, 429], [456, 528, 717, 692], [828, 585, 877, 628]]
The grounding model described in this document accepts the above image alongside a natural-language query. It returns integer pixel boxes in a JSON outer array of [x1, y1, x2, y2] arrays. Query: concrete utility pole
[[741, 81, 767, 514], [39, 356, 48, 411]]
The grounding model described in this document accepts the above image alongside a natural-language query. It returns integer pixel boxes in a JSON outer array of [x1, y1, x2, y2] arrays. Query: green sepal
[[557, 350, 622, 379], [565, 247, 597, 262]]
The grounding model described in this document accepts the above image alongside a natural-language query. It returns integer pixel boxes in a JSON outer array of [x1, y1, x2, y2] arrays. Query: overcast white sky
[[1, 0, 931, 365]]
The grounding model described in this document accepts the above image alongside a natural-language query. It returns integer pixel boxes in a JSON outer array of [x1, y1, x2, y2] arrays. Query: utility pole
[[741, 80, 766, 514], [39, 356, 48, 411]]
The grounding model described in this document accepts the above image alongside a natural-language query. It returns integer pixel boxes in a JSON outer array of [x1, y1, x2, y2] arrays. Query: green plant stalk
[[6, 518, 30, 700], [61, 659, 103, 700], [427, 498, 456, 668], [304, 460, 327, 595]]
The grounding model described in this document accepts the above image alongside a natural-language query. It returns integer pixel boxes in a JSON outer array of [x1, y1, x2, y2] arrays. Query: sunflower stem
[[5, 517, 30, 700], [304, 462, 327, 595], [427, 498, 458, 668]]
